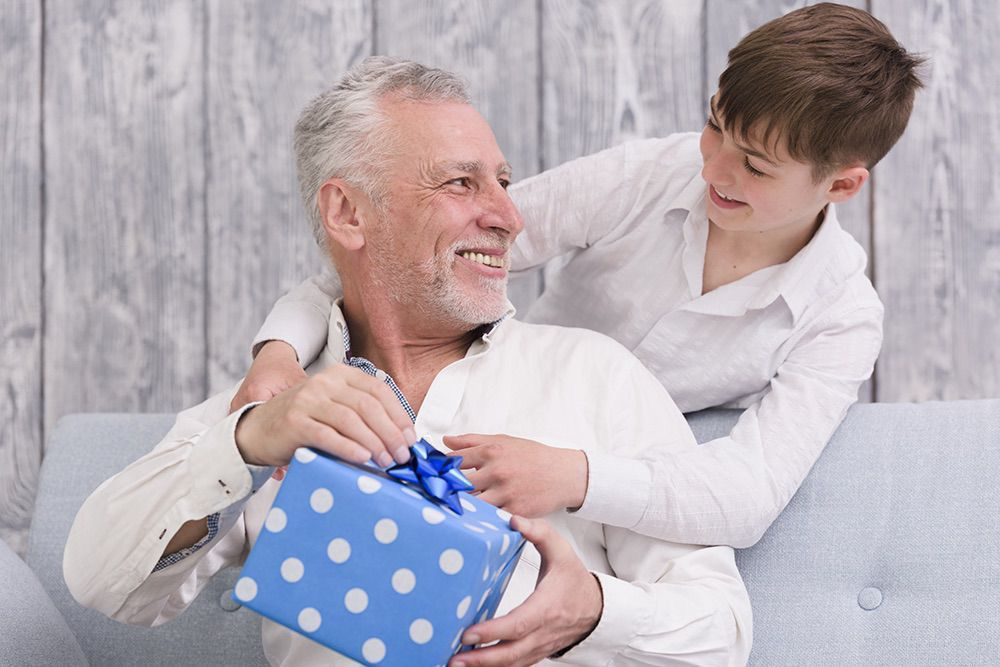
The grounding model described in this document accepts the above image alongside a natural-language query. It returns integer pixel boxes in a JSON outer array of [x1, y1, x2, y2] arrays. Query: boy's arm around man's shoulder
[[63, 387, 262, 626]]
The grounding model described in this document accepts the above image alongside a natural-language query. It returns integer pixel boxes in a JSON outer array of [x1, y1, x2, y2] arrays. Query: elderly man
[[65, 57, 751, 666]]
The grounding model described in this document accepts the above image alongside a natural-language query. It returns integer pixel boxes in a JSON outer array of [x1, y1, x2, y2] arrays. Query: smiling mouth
[[712, 185, 745, 203], [459, 251, 506, 269]]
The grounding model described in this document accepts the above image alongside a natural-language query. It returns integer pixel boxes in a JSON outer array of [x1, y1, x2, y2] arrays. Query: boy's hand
[[448, 516, 602, 667], [234, 364, 416, 469], [229, 340, 307, 414], [443, 435, 588, 517]]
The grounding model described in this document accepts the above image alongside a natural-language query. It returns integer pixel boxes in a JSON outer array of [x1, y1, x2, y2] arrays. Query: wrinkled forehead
[[380, 97, 510, 172]]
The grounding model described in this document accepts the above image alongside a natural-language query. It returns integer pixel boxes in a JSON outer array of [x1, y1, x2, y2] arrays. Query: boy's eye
[[705, 117, 722, 133], [743, 157, 766, 178]]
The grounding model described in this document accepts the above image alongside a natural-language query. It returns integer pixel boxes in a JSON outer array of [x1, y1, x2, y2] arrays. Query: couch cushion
[[27, 402, 1000, 665], [1, 534, 87, 665], [27, 413, 268, 666], [688, 400, 1000, 665]]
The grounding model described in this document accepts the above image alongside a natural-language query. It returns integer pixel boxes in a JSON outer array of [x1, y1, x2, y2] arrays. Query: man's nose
[[478, 183, 524, 236]]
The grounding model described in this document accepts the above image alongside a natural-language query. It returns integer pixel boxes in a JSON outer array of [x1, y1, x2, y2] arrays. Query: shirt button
[[857, 586, 883, 611], [220, 589, 241, 612]]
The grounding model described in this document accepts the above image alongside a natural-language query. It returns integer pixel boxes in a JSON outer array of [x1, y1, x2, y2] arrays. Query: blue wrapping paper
[[234, 445, 525, 666]]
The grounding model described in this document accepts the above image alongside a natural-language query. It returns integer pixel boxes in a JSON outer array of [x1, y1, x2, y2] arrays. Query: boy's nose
[[701, 147, 736, 187]]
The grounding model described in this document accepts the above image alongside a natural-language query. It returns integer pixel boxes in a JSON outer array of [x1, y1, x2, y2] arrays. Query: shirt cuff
[[252, 300, 330, 365], [554, 572, 644, 665], [152, 403, 272, 571], [570, 450, 651, 529]]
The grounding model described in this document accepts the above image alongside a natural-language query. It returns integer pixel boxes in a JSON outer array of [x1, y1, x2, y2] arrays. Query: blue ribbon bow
[[387, 439, 475, 514]]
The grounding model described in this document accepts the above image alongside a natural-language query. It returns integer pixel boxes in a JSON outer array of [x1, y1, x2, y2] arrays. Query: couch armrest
[[0, 535, 87, 665]]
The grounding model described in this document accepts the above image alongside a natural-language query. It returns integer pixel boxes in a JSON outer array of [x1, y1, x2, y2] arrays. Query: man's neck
[[341, 298, 480, 415]]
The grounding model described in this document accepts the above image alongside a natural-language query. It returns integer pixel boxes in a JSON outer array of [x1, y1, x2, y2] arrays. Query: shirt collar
[[676, 181, 865, 323], [755, 203, 867, 323]]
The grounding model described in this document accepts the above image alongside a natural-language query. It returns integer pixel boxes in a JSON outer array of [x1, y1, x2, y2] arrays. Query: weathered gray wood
[[44, 1, 207, 428], [705, 0, 874, 402], [206, 1, 372, 393], [375, 0, 542, 311], [543, 0, 704, 164], [0, 0, 42, 557], [872, 0, 1000, 401], [540, 0, 704, 293]]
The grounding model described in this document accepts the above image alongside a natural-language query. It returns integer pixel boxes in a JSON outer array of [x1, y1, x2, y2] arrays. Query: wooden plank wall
[[2, 0, 998, 554], [0, 1, 42, 556]]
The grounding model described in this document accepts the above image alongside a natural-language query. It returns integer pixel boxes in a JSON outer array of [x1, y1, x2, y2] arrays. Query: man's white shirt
[[65, 312, 752, 666], [257, 133, 884, 549]]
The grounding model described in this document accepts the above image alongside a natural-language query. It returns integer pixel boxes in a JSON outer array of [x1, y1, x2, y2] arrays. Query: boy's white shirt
[[255, 132, 884, 548], [64, 316, 752, 666]]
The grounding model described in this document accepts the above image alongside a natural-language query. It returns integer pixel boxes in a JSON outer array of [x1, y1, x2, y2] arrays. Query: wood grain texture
[[704, 0, 874, 402], [873, 0, 1000, 401], [542, 0, 704, 165], [375, 0, 542, 311], [0, 0, 42, 556], [206, 1, 372, 393], [44, 1, 207, 427]]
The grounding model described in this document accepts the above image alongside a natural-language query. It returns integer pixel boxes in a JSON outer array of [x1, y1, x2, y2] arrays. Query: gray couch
[[4, 401, 999, 666]]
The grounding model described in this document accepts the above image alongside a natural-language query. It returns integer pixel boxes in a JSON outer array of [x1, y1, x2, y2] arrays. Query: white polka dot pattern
[[409, 618, 434, 644], [344, 588, 368, 613], [327, 537, 351, 564], [294, 448, 317, 464], [374, 518, 398, 544], [264, 508, 287, 533], [310, 488, 334, 513], [280, 557, 304, 583], [422, 507, 445, 524], [234, 576, 257, 602], [236, 443, 526, 665], [357, 476, 382, 494], [362, 638, 386, 663], [456, 595, 472, 618], [298, 607, 321, 632], [439, 548, 464, 574], [392, 568, 416, 594]]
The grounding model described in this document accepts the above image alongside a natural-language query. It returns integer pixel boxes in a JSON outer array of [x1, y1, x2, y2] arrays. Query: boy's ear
[[318, 178, 368, 251], [826, 165, 869, 203]]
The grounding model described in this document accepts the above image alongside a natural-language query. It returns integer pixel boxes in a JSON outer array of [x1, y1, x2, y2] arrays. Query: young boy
[[232, 3, 923, 548]]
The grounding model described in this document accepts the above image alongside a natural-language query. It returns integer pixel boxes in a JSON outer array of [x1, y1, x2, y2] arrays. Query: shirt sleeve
[[251, 267, 341, 366], [509, 136, 696, 272], [558, 346, 752, 665], [63, 387, 269, 626], [576, 302, 884, 548]]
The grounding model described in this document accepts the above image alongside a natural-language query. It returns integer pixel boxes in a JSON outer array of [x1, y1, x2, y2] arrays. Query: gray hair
[[294, 56, 472, 246]]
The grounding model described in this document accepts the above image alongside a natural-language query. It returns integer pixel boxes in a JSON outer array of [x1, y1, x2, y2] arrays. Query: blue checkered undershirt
[[153, 317, 503, 572]]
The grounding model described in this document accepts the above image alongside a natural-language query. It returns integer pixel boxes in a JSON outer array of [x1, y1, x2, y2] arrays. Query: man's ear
[[826, 165, 869, 204], [318, 179, 367, 251]]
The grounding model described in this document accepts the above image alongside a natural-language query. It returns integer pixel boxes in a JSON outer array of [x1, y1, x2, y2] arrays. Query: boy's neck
[[702, 209, 823, 294]]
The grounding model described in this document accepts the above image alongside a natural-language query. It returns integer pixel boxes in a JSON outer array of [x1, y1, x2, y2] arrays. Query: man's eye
[[446, 177, 472, 188], [498, 178, 511, 190]]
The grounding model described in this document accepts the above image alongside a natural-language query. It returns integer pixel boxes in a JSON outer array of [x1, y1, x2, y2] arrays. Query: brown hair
[[716, 2, 925, 178]]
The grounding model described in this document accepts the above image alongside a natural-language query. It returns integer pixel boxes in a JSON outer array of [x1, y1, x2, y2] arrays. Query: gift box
[[233, 442, 525, 666]]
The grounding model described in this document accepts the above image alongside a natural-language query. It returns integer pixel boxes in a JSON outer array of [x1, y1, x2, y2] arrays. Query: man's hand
[[235, 364, 416, 468], [229, 340, 307, 414], [448, 516, 603, 667], [443, 434, 588, 517]]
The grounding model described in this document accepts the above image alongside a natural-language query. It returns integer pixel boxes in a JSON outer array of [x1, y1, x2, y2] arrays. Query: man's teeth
[[461, 251, 505, 268]]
